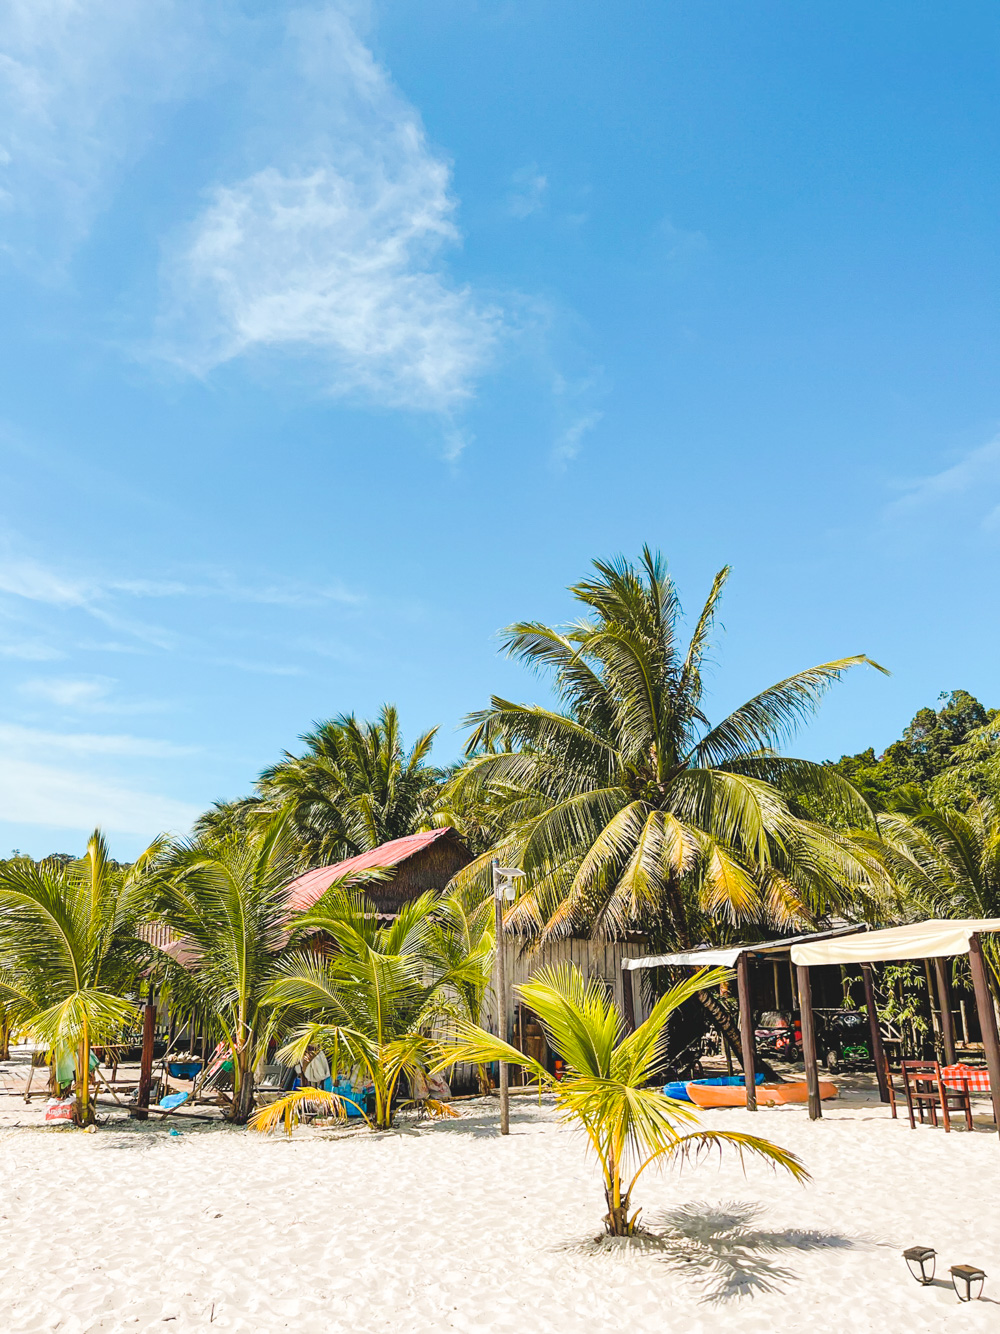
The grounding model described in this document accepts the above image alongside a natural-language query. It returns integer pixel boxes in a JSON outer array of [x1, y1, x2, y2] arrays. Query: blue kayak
[[664, 1074, 765, 1103]]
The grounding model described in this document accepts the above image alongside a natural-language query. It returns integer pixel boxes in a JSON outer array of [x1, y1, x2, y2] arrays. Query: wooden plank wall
[[500, 938, 650, 1038], [439, 937, 651, 1091]]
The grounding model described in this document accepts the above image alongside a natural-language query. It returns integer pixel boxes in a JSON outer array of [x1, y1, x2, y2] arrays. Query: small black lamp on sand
[[950, 1265, 986, 1302], [903, 1247, 937, 1285]]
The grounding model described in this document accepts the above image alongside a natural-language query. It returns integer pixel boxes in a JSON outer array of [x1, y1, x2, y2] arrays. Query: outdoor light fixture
[[492, 865, 526, 900], [950, 1264, 986, 1302], [903, 1247, 937, 1285]]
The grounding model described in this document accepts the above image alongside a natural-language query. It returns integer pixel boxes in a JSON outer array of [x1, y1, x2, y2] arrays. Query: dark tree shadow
[[567, 1200, 869, 1304], [649, 1201, 866, 1302]]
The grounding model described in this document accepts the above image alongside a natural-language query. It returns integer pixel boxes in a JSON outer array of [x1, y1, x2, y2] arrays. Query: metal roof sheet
[[285, 827, 460, 911]]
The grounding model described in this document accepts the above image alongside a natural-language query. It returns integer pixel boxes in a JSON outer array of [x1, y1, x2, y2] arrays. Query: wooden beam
[[133, 1000, 156, 1121], [968, 934, 1000, 1134], [492, 868, 509, 1137], [861, 963, 890, 1103], [797, 965, 821, 1120], [934, 957, 957, 1067], [621, 962, 636, 1033], [736, 953, 757, 1112]]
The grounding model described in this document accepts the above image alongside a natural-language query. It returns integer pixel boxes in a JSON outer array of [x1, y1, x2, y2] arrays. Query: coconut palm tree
[[447, 551, 888, 1050], [861, 784, 1000, 923], [0, 833, 158, 1124], [148, 815, 396, 1124], [265, 888, 476, 1129], [259, 705, 442, 863], [436, 963, 807, 1235], [427, 887, 496, 1093], [0, 1000, 15, 1061], [146, 819, 304, 1123]]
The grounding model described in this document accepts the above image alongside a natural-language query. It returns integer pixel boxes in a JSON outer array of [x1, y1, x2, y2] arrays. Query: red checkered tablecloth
[[941, 1063, 992, 1092]]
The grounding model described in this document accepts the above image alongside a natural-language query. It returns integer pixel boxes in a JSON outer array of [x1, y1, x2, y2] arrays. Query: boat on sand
[[686, 1078, 837, 1108]]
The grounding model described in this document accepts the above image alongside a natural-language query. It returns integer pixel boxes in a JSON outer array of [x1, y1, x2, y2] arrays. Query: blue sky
[[1, 1, 999, 858]]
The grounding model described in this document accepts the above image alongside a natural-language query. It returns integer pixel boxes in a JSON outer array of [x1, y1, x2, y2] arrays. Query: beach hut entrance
[[622, 925, 864, 1111], [790, 920, 1000, 1133]]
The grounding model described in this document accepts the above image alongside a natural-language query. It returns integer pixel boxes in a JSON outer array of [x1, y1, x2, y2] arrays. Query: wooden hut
[[284, 827, 473, 917]]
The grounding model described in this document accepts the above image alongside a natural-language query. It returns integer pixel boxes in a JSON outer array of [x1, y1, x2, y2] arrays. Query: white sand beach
[[1, 1081, 998, 1334]]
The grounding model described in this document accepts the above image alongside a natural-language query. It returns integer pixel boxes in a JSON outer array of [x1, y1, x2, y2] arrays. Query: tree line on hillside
[[2, 549, 999, 1142], [828, 689, 999, 810]]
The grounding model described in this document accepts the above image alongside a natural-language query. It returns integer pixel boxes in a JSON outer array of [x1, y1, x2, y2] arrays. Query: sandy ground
[[1, 1071, 999, 1333]]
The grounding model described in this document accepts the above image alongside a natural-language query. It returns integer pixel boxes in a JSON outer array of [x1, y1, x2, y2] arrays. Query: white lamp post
[[492, 861, 525, 1136]]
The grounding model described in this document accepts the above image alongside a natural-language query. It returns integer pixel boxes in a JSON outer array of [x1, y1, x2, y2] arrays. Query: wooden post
[[621, 962, 637, 1033], [789, 959, 799, 1009], [133, 1000, 156, 1121], [736, 952, 757, 1111], [492, 862, 509, 1136], [934, 957, 957, 1067], [968, 934, 1000, 1133], [861, 963, 890, 1103], [797, 965, 821, 1120], [923, 960, 942, 1057]]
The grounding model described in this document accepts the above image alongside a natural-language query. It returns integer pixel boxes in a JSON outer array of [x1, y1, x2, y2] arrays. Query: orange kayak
[[687, 1079, 838, 1108]]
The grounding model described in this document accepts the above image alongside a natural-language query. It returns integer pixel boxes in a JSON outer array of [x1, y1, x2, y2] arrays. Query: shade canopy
[[791, 918, 1000, 967], [622, 925, 863, 971]]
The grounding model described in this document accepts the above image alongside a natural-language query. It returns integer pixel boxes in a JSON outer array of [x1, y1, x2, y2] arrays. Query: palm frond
[[249, 1087, 352, 1137]]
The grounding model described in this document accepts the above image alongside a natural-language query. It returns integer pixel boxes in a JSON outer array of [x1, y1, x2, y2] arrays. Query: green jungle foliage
[[828, 689, 998, 811]]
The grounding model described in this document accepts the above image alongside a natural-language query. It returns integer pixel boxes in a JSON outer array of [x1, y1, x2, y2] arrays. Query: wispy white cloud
[[18, 677, 113, 708], [552, 412, 602, 469], [13, 675, 164, 716], [0, 558, 89, 606], [0, 0, 210, 267], [658, 217, 709, 274], [507, 165, 548, 219], [209, 657, 305, 678], [0, 554, 364, 635], [885, 438, 1000, 525], [158, 4, 502, 413], [0, 722, 196, 759], [0, 638, 64, 661], [0, 756, 198, 836]]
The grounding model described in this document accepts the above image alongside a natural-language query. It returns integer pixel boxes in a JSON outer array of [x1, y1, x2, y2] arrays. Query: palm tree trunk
[[695, 987, 778, 1081], [658, 886, 780, 1082], [229, 1050, 256, 1124], [76, 1020, 93, 1126], [603, 1151, 633, 1235], [604, 1187, 633, 1236]]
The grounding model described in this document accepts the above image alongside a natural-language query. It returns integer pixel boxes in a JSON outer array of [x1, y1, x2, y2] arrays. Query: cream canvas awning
[[622, 924, 863, 971], [790, 918, 1000, 967]]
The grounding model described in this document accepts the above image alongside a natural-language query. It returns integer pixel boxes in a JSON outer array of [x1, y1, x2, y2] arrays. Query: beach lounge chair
[[900, 1059, 973, 1132], [255, 1064, 297, 1103]]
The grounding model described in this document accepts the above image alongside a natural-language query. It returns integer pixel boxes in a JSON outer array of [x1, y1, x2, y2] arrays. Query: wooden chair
[[884, 1057, 898, 1119], [900, 1059, 973, 1132]]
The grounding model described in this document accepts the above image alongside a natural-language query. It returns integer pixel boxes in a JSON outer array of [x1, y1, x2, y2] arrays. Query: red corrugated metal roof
[[285, 827, 459, 911]]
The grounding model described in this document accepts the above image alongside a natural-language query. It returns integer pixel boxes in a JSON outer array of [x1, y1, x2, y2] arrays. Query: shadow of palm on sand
[[566, 1200, 869, 1304]]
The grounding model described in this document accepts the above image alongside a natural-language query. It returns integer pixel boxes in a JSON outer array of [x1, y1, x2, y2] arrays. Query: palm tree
[[259, 705, 441, 863], [0, 833, 157, 1124], [0, 1000, 15, 1061], [437, 963, 807, 1235], [147, 820, 303, 1124], [427, 887, 496, 1093], [447, 550, 888, 1057], [862, 785, 1000, 923], [266, 888, 475, 1129]]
